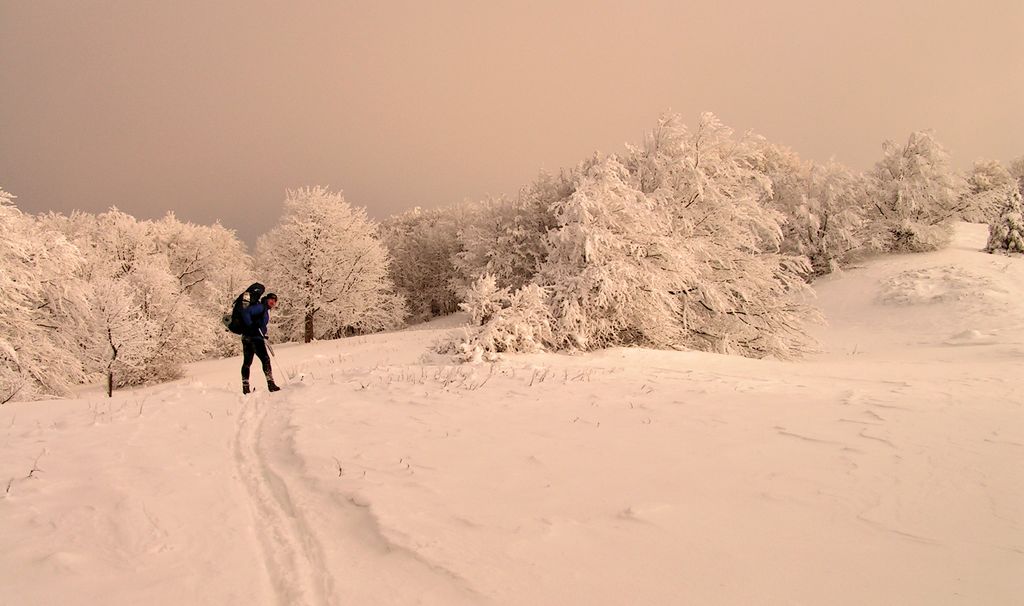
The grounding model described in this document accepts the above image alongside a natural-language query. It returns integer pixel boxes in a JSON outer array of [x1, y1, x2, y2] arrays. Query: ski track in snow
[[233, 393, 334, 606], [231, 390, 483, 606]]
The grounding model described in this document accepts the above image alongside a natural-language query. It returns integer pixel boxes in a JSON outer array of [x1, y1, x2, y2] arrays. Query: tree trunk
[[304, 311, 315, 343], [107, 331, 118, 398]]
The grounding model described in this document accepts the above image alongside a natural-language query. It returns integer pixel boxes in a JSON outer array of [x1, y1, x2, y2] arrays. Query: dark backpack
[[224, 282, 265, 334]]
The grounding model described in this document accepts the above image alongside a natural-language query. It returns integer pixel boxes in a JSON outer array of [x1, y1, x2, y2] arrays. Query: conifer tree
[[986, 186, 1024, 254]]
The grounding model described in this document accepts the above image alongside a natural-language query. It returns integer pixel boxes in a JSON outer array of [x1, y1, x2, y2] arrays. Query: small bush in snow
[[885, 220, 955, 253], [460, 274, 509, 326], [456, 284, 554, 361]]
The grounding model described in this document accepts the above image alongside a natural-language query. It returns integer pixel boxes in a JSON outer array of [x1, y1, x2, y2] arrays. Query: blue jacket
[[241, 303, 270, 339]]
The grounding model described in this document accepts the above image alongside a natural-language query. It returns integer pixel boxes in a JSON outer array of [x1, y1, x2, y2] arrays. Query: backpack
[[223, 282, 265, 334]]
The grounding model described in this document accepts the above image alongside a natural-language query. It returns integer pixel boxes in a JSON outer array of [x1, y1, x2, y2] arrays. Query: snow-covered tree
[[624, 113, 816, 357], [538, 155, 691, 350], [960, 159, 1016, 223], [257, 186, 405, 343], [864, 131, 966, 252], [87, 276, 154, 396], [455, 171, 568, 293], [985, 186, 1024, 254], [150, 213, 254, 356], [967, 159, 1015, 196], [1008, 156, 1024, 195], [380, 206, 462, 323], [755, 144, 867, 277], [753, 141, 807, 210], [455, 113, 817, 360], [42, 208, 208, 392], [0, 189, 92, 401]]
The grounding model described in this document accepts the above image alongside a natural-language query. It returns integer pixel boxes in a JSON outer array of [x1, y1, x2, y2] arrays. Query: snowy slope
[[1, 223, 1021, 605]]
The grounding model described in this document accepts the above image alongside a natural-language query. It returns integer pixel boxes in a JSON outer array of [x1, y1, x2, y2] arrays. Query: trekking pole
[[262, 333, 287, 386]]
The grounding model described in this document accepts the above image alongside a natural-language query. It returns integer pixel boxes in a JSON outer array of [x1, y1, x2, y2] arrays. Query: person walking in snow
[[241, 292, 280, 394]]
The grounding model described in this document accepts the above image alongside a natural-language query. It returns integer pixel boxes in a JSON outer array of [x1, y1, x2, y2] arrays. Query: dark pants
[[241, 337, 274, 385]]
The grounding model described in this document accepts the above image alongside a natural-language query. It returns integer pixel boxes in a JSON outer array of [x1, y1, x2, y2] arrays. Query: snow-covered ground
[[1, 223, 1021, 605]]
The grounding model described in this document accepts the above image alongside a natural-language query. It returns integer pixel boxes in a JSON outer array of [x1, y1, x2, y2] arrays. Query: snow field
[[0, 223, 1021, 605]]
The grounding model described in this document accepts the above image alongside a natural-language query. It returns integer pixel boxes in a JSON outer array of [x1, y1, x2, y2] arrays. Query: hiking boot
[[242, 383, 251, 394], [267, 382, 281, 392]]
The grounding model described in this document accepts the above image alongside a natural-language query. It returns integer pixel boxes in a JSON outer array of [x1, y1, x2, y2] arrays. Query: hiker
[[241, 293, 280, 394]]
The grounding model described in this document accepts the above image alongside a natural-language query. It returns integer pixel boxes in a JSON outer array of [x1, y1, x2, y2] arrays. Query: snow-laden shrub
[[961, 159, 1016, 223], [864, 130, 965, 253], [540, 155, 691, 351], [460, 274, 509, 326], [986, 186, 1024, 254], [760, 150, 867, 278], [625, 113, 817, 358], [454, 284, 554, 362], [886, 220, 955, 253], [447, 113, 819, 361]]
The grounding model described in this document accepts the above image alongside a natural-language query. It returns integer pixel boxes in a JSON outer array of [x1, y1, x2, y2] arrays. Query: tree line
[[2, 112, 1022, 400]]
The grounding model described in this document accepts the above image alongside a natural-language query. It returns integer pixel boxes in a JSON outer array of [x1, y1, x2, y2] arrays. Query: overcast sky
[[2, 1, 1022, 245]]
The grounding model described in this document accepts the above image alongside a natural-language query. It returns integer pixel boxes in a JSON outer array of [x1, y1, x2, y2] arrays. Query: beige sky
[[2, 1, 1022, 244]]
